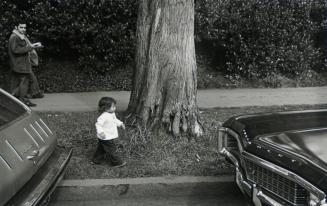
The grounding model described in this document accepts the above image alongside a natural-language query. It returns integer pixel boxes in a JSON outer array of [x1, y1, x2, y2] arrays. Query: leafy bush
[[195, 0, 326, 79], [1, 0, 326, 90], [0, 1, 17, 67], [33, 61, 133, 92], [0, 0, 137, 73], [308, 0, 327, 71]]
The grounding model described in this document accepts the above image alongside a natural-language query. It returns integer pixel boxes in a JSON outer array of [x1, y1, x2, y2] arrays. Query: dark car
[[218, 110, 327, 206], [0, 88, 72, 206]]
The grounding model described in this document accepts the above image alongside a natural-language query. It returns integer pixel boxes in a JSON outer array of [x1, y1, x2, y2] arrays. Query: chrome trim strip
[[30, 124, 45, 143], [295, 127, 327, 133], [35, 121, 49, 137], [243, 151, 326, 201], [236, 166, 252, 196], [218, 127, 244, 153], [0, 154, 12, 170], [0, 88, 31, 112], [234, 109, 327, 121], [39, 118, 53, 135], [5, 140, 23, 161], [24, 128, 40, 147], [219, 146, 252, 197], [254, 186, 283, 206], [220, 148, 240, 168], [0, 90, 31, 131]]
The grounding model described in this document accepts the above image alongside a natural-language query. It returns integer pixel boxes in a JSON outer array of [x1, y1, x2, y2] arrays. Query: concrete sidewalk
[[32, 87, 327, 112]]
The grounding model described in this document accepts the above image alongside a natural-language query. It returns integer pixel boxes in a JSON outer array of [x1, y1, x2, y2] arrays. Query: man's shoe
[[25, 94, 32, 99], [31, 92, 44, 99], [22, 98, 37, 107], [25, 100, 37, 107], [90, 160, 101, 165]]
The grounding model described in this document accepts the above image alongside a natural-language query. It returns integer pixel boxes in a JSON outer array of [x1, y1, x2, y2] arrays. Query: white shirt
[[95, 112, 123, 140]]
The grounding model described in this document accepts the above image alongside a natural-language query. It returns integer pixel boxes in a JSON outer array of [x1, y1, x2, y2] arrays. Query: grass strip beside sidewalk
[[38, 104, 327, 179]]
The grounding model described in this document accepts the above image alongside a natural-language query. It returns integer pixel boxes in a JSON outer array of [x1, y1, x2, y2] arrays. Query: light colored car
[[0, 88, 72, 206]]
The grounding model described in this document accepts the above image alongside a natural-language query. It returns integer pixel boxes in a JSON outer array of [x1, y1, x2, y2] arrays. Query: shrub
[[311, 1, 327, 70], [0, 0, 137, 73], [33, 61, 133, 92], [195, 0, 325, 79], [1, 0, 326, 90], [0, 1, 17, 67]]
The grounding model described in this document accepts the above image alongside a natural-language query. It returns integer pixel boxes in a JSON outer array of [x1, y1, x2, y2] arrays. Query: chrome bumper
[[6, 148, 73, 206], [220, 147, 284, 206], [218, 127, 327, 206]]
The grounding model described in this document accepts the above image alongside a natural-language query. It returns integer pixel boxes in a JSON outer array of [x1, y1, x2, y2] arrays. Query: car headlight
[[308, 193, 326, 206]]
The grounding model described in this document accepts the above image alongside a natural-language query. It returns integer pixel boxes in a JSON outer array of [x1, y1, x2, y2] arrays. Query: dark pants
[[10, 71, 29, 99], [28, 71, 41, 96], [92, 139, 122, 165], [10, 71, 41, 98]]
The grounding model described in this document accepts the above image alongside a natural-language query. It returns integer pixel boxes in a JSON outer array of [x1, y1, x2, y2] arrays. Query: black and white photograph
[[0, 0, 327, 205]]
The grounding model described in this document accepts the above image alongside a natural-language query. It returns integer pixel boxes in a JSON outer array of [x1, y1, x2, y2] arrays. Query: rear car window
[[0, 92, 27, 127]]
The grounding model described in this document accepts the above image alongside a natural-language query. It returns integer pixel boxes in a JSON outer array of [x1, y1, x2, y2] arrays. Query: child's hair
[[98, 97, 116, 113]]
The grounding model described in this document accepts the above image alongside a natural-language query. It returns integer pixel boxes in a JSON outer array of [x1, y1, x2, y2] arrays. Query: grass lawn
[[38, 104, 327, 179]]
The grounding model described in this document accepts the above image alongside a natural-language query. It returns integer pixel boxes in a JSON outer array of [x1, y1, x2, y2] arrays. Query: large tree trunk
[[128, 0, 203, 137]]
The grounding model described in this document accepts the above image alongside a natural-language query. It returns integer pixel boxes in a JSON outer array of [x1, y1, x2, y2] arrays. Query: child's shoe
[[90, 160, 101, 165], [112, 161, 127, 168]]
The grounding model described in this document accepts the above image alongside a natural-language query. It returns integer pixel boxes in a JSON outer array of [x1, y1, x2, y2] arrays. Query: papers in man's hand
[[32, 42, 43, 48]]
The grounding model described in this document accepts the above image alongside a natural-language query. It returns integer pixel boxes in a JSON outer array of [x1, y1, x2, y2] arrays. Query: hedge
[[0, 0, 326, 82], [0, 0, 137, 73], [195, 0, 326, 79]]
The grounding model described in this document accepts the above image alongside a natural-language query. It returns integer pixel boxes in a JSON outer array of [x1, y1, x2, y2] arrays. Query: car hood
[[223, 109, 327, 142], [258, 128, 327, 171], [251, 129, 327, 194], [223, 109, 327, 193]]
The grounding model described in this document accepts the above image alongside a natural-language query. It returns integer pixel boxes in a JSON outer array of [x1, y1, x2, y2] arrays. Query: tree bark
[[128, 0, 203, 137]]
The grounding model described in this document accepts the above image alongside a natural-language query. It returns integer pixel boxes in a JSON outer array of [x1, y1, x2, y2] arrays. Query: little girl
[[91, 96, 126, 167]]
